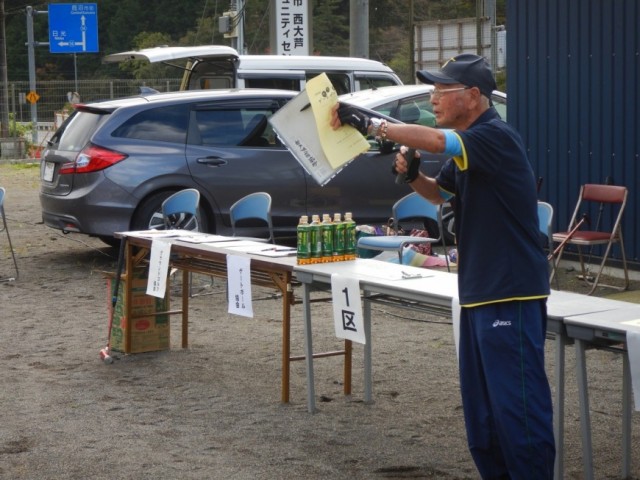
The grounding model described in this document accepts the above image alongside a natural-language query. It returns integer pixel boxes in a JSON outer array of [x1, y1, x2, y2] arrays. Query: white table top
[[547, 289, 632, 320], [295, 258, 459, 307], [564, 304, 640, 335]]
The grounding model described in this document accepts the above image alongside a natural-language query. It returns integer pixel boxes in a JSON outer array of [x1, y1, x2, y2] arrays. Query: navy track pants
[[458, 300, 555, 479]]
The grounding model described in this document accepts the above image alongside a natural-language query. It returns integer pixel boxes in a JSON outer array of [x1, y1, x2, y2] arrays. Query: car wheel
[[131, 191, 209, 232]]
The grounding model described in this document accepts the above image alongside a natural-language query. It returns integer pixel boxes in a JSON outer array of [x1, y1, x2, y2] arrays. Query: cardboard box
[[107, 268, 170, 354]]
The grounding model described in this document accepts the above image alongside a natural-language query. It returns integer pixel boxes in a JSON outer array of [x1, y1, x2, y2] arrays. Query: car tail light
[[59, 144, 127, 174]]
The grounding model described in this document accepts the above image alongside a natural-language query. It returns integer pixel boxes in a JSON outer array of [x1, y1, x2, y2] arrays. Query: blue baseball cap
[[417, 54, 497, 99]]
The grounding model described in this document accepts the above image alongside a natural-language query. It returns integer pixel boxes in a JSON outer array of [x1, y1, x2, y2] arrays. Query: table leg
[[343, 340, 352, 396], [124, 239, 133, 354], [553, 332, 566, 480], [181, 269, 189, 348], [282, 282, 292, 403], [622, 351, 631, 478], [302, 282, 316, 413], [575, 338, 594, 480], [363, 291, 373, 404]]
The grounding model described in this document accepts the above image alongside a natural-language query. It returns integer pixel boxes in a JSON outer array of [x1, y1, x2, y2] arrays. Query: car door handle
[[197, 157, 227, 166]]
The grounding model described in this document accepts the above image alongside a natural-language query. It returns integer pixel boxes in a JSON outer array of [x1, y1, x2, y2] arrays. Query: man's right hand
[[334, 103, 370, 136]]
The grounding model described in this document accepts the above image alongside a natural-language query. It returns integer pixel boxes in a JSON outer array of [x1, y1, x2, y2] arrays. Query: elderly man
[[331, 54, 555, 479]]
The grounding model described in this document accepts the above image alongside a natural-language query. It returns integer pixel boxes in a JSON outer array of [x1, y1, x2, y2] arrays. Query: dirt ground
[[1, 162, 640, 479]]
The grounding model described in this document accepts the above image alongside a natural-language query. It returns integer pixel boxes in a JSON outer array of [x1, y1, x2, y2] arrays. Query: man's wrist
[[369, 118, 388, 140]]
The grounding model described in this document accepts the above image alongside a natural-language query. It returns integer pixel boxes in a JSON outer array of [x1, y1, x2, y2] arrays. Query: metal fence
[[5, 78, 183, 123], [0, 78, 183, 156]]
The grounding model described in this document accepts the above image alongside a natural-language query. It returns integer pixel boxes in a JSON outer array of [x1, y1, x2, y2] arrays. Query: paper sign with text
[[146, 239, 171, 298], [226, 254, 254, 318], [331, 273, 365, 344]]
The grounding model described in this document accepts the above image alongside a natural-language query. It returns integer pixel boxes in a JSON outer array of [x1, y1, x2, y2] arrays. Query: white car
[[339, 84, 507, 126]]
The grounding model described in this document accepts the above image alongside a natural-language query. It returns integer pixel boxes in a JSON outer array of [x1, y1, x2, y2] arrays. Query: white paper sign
[[146, 239, 171, 298], [275, 0, 309, 55], [331, 273, 365, 344], [625, 329, 640, 411], [226, 254, 253, 318]]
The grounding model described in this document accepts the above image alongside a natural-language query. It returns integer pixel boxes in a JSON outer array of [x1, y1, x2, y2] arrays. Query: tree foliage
[[4, 0, 505, 81]]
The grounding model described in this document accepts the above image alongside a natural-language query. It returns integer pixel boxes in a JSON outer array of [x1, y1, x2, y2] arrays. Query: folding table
[[118, 232, 300, 402], [295, 258, 458, 413], [563, 305, 640, 480], [546, 290, 631, 479]]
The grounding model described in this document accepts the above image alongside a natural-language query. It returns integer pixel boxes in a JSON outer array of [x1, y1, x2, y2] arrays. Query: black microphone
[[396, 149, 417, 184]]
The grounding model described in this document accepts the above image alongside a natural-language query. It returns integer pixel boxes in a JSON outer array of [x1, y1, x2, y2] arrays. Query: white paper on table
[[331, 273, 365, 344], [452, 296, 461, 360], [624, 328, 640, 411], [226, 254, 253, 318], [176, 234, 234, 243], [120, 229, 184, 239], [146, 239, 171, 298]]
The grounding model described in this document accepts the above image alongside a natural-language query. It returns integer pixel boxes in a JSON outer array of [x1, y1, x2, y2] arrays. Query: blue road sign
[[48, 3, 99, 54]]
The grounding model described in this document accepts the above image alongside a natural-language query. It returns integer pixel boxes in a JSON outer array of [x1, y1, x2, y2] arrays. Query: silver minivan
[[104, 45, 403, 95]]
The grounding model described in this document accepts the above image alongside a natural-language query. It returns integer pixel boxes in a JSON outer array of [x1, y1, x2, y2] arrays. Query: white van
[[104, 45, 403, 95]]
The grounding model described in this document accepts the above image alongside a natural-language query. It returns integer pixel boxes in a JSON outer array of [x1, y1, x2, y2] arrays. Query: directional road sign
[[48, 3, 99, 54]]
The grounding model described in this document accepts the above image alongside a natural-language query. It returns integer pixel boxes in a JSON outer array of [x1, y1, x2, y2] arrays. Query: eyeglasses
[[430, 86, 472, 99]]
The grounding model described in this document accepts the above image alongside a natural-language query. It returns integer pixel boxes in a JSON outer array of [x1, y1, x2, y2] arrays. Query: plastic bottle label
[[321, 223, 334, 263], [297, 225, 310, 264]]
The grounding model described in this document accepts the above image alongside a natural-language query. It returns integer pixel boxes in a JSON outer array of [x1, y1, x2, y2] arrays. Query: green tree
[[116, 32, 176, 79], [312, 0, 350, 56]]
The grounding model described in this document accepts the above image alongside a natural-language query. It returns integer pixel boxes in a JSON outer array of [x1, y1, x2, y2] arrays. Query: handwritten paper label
[[146, 239, 171, 298], [226, 255, 254, 318]]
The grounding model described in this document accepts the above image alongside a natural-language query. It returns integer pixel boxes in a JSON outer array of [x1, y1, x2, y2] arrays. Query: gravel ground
[[1, 162, 640, 479]]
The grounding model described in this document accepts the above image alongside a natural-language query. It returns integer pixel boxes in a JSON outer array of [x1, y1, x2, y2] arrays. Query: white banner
[[275, 0, 309, 55]]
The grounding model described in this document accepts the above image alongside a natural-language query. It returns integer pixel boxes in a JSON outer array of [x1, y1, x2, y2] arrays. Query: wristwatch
[[369, 118, 383, 137]]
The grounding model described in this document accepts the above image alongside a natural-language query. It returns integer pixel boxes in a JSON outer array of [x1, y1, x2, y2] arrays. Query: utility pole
[[0, 0, 9, 137], [349, 0, 369, 58], [484, 0, 497, 72], [476, 0, 497, 69], [409, 0, 414, 79], [228, 0, 245, 54]]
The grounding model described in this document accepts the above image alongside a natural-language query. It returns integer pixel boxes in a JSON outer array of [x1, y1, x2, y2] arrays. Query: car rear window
[[112, 104, 189, 143], [54, 111, 106, 152]]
